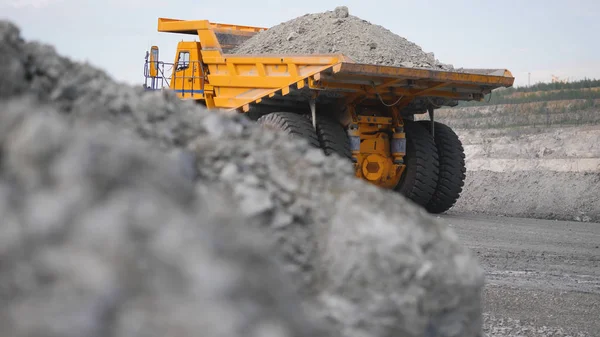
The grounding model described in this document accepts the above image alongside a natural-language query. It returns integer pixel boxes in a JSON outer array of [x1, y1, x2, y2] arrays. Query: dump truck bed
[[213, 56, 514, 113]]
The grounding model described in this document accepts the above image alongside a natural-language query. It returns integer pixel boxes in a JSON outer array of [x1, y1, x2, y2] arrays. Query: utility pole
[[528, 72, 531, 87]]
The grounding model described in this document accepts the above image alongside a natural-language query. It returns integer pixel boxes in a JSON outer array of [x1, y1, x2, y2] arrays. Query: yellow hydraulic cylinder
[[391, 127, 406, 164]]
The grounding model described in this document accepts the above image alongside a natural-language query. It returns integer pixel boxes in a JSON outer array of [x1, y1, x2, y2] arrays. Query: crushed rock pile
[[232, 6, 454, 70], [0, 98, 325, 337], [0, 20, 483, 337]]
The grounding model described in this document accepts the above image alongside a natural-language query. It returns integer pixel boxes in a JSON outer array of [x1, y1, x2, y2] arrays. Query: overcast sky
[[2, 0, 599, 87]]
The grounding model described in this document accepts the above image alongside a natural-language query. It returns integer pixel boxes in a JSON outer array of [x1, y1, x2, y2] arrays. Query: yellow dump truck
[[143, 18, 515, 213]]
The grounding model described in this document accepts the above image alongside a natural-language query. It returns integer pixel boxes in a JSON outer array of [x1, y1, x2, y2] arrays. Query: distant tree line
[[455, 78, 600, 107], [516, 78, 600, 92]]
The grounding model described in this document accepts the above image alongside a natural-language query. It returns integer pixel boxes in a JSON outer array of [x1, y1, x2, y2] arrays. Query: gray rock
[[334, 6, 349, 19], [287, 32, 299, 41], [233, 184, 275, 216]]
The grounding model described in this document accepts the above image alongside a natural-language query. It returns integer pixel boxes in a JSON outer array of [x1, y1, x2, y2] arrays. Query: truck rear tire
[[309, 114, 352, 159], [256, 112, 320, 148], [417, 121, 466, 214], [394, 121, 439, 208]]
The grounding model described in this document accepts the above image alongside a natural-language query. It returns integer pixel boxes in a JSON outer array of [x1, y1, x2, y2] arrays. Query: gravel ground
[[0, 19, 486, 337], [232, 6, 453, 70], [443, 214, 600, 337]]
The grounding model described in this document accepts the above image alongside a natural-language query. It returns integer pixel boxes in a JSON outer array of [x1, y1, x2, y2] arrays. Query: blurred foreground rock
[[0, 20, 484, 337], [0, 98, 324, 337]]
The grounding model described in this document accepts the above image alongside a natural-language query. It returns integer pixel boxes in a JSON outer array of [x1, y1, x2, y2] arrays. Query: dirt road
[[440, 214, 600, 337]]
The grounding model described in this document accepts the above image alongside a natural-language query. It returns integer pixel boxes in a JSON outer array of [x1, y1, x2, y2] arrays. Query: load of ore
[[0, 19, 483, 337], [232, 6, 454, 70]]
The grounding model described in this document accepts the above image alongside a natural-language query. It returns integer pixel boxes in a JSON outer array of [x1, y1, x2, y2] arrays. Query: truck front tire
[[309, 114, 352, 160], [256, 112, 320, 148]]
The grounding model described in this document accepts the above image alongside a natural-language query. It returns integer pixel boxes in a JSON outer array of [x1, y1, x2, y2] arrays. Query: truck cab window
[[176, 51, 190, 71]]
